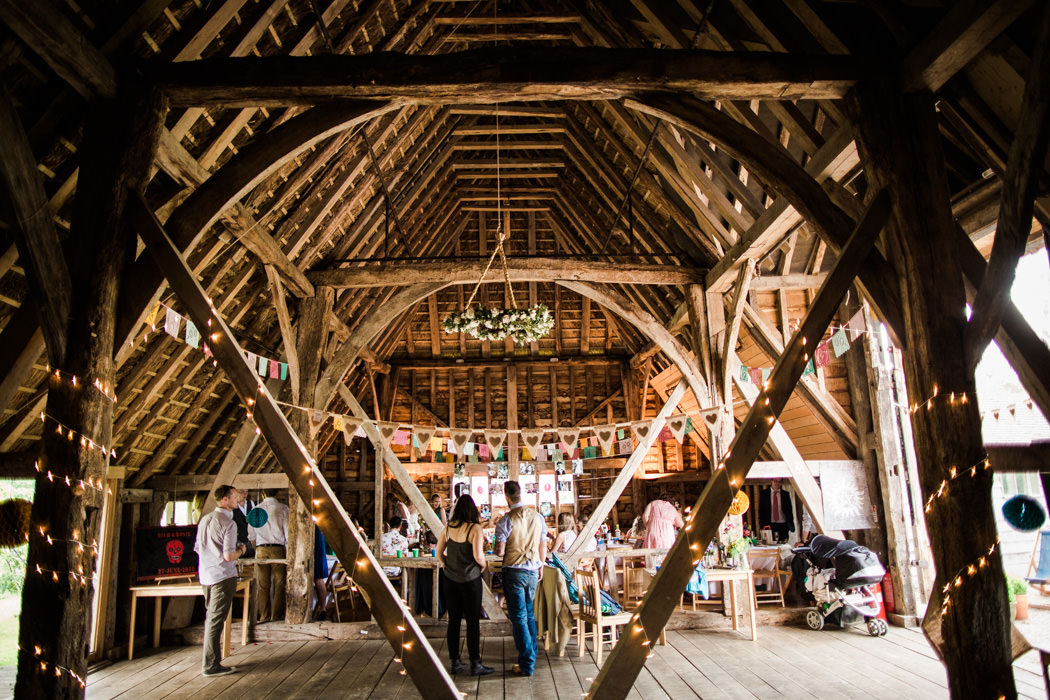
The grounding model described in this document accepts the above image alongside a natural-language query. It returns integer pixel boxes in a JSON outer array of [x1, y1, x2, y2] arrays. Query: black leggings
[[443, 572, 483, 662]]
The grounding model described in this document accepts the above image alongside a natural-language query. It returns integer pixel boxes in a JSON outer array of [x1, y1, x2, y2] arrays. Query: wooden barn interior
[[0, 0, 1048, 698]]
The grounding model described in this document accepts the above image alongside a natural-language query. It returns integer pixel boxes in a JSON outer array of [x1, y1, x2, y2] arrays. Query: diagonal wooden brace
[[589, 189, 890, 699], [128, 193, 461, 698]]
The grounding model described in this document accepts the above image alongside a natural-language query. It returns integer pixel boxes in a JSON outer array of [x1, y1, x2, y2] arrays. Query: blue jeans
[[502, 567, 539, 674]]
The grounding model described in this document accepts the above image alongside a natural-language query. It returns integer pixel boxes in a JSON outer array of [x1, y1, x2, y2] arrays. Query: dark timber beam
[[591, 190, 889, 698], [964, 2, 1050, 373], [152, 48, 873, 107], [901, 0, 1036, 93], [308, 258, 705, 287], [129, 194, 460, 698]]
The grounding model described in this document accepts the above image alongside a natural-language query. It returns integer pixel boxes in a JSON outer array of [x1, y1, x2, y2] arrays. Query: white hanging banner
[[666, 415, 689, 444], [519, 428, 546, 455], [591, 424, 617, 456], [483, 429, 507, 456], [556, 427, 581, 454], [449, 429, 473, 458], [164, 307, 181, 338], [377, 421, 399, 447], [341, 416, 364, 445]]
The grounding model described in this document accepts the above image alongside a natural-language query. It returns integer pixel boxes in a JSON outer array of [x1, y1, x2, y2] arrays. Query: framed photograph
[[454, 462, 466, 478], [497, 463, 509, 480], [554, 460, 565, 475], [519, 462, 535, 476]]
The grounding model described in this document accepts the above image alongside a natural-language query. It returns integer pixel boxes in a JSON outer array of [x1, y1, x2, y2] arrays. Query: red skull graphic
[[166, 539, 184, 564]]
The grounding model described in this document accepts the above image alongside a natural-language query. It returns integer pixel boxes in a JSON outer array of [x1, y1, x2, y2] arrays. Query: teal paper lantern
[[1001, 495, 1046, 532], [246, 507, 269, 528]]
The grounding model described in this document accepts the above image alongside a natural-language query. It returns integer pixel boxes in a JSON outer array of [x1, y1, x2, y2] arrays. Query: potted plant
[[729, 537, 752, 569], [1006, 574, 1029, 621]]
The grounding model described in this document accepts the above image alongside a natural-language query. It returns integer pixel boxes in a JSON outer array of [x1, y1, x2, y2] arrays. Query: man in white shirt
[[247, 492, 289, 623], [194, 484, 246, 676], [380, 516, 409, 577]]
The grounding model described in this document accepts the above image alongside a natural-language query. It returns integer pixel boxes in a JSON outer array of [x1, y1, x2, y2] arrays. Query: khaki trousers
[[255, 544, 287, 622], [202, 577, 237, 673]]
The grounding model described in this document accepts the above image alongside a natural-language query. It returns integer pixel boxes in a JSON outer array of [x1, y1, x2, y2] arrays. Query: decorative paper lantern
[[1001, 495, 1046, 532], [246, 507, 269, 528], [728, 491, 750, 516]]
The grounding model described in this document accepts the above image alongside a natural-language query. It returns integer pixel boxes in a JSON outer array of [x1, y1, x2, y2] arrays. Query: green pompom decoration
[[0, 499, 32, 548]]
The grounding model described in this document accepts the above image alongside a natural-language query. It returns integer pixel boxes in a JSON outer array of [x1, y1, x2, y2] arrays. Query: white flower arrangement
[[442, 304, 555, 345]]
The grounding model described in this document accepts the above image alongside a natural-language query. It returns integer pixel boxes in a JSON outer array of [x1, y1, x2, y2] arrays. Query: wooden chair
[[573, 567, 633, 665], [749, 548, 788, 607], [622, 565, 649, 607], [1026, 530, 1050, 595]]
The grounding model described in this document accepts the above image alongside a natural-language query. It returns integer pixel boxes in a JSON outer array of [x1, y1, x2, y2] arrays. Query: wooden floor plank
[[318, 638, 386, 696], [94, 623, 1050, 699]]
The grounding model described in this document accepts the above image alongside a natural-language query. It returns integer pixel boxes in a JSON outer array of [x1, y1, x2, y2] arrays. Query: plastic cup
[[412, 549, 420, 557], [396, 550, 403, 558], [431, 547, 436, 557]]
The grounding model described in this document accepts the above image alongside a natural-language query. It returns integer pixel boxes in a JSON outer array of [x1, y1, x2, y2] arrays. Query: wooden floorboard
[[88, 623, 1050, 699]]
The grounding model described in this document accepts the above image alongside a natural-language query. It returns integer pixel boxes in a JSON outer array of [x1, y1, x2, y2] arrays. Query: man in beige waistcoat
[[495, 481, 547, 676]]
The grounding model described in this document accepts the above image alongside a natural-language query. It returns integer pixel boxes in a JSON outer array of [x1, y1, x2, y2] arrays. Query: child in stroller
[[792, 534, 889, 637]]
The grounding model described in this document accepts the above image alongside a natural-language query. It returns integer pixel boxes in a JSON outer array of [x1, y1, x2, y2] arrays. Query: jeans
[[502, 567, 539, 674], [201, 577, 237, 673], [443, 573, 482, 662]]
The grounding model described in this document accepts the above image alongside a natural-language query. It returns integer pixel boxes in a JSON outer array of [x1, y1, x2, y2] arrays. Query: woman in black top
[[436, 495, 493, 676]]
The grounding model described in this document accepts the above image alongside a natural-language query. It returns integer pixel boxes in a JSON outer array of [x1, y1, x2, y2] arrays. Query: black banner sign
[[135, 526, 199, 581]]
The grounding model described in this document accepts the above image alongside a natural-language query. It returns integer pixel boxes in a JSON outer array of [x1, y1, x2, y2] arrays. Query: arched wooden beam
[[116, 100, 397, 358], [557, 281, 713, 410], [625, 93, 906, 342], [314, 283, 448, 408]]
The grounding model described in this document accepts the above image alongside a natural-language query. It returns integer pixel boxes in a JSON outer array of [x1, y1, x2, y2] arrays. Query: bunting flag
[[630, 420, 652, 442], [146, 303, 161, 329], [184, 321, 200, 349], [341, 416, 364, 445], [831, 328, 850, 357], [164, 307, 181, 337], [377, 421, 399, 447], [814, 341, 831, 369], [449, 429, 472, 458], [269, 359, 280, 379], [280, 363, 288, 380], [556, 427, 581, 453], [802, 359, 816, 376], [393, 430, 409, 446], [749, 367, 762, 385], [483, 429, 507, 456], [617, 438, 633, 454], [519, 428, 545, 455], [308, 409, 324, 439], [258, 355, 268, 376], [592, 424, 617, 456], [413, 426, 437, 454], [246, 351, 258, 370], [700, 408, 720, 427], [847, 309, 866, 340], [666, 415, 688, 444], [479, 443, 490, 460]]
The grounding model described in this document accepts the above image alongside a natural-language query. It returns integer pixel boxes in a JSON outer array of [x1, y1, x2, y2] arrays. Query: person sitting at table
[[551, 512, 577, 554], [627, 515, 646, 548], [436, 495, 493, 676], [381, 515, 409, 577]]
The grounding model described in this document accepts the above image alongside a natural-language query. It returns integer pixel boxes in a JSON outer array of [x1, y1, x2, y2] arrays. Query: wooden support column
[[374, 445, 384, 557], [286, 286, 333, 624], [846, 78, 1012, 697], [90, 466, 124, 662], [15, 88, 166, 700], [563, 380, 686, 567], [590, 189, 889, 699], [130, 196, 461, 698]]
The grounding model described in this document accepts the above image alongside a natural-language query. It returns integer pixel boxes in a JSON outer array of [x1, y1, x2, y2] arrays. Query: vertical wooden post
[[286, 287, 333, 624], [507, 365, 519, 480], [847, 78, 1012, 697], [374, 445, 385, 557], [15, 87, 166, 700]]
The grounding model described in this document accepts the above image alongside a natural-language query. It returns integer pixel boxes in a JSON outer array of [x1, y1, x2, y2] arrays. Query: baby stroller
[[793, 535, 888, 637]]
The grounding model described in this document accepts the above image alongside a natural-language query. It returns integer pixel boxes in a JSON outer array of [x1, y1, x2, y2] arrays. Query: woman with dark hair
[[436, 495, 493, 676]]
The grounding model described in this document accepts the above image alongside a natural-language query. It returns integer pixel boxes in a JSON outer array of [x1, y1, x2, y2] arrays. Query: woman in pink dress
[[642, 493, 684, 549]]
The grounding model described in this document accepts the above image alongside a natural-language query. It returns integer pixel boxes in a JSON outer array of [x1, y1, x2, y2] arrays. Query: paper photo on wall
[[471, 475, 489, 506], [490, 479, 507, 507], [519, 475, 537, 506]]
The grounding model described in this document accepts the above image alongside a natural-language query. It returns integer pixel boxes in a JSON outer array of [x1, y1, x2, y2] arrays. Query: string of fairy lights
[[19, 645, 86, 688]]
